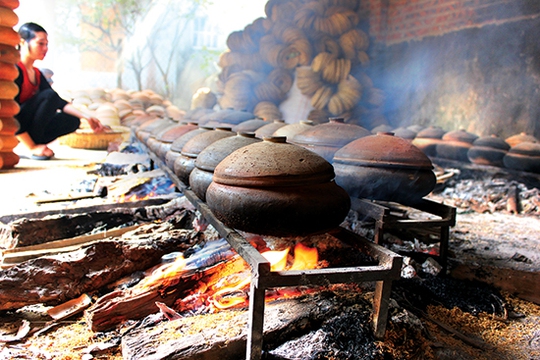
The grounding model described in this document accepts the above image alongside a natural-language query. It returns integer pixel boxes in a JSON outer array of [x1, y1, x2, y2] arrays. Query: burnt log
[[0, 214, 199, 312]]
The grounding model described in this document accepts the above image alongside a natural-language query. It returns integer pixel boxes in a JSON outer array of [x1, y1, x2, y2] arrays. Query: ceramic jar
[[290, 117, 371, 162], [503, 142, 540, 173], [467, 135, 510, 167], [173, 127, 235, 184], [206, 136, 351, 236], [436, 129, 479, 162], [189, 132, 261, 201], [333, 132, 436, 205]]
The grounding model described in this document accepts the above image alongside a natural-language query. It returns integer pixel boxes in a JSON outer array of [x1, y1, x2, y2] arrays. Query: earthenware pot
[[135, 117, 171, 143], [174, 127, 235, 184], [392, 127, 417, 140], [206, 136, 351, 236], [467, 135, 510, 167], [333, 132, 436, 205], [436, 129, 478, 162], [290, 117, 371, 162], [505, 132, 539, 147], [254, 119, 286, 139], [232, 118, 269, 133], [272, 120, 314, 141], [189, 132, 261, 201], [155, 122, 199, 161], [503, 142, 540, 173]]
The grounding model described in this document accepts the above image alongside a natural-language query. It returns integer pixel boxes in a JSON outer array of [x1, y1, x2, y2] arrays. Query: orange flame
[[290, 243, 318, 270], [137, 255, 186, 290]]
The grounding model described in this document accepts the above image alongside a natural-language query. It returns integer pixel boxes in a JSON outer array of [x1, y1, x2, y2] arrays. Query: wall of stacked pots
[[0, 0, 21, 170]]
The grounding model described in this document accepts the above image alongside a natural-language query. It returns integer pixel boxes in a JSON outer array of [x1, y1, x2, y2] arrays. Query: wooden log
[[86, 254, 247, 332], [0, 216, 199, 312]]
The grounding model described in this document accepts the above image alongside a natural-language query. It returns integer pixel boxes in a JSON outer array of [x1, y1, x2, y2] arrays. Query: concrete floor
[[0, 141, 108, 219]]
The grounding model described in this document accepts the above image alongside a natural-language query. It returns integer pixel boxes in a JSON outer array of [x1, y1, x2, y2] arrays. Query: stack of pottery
[[503, 141, 540, 173], [174, 127, 235, 184], [0, 1, 21, 169], [164, 126, 212, 169], [189, 132, 261, 201], [290, 117, 371, 162], [411, 126, 446, 157], [467, 135, 510, 167], [206, 136, 351, 236], [333, 132, 436, 205], [436, 129, 478, 162]]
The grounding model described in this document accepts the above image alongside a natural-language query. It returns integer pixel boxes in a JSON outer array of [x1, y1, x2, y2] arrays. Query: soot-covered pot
[[290, 117, 371, 162], [467, 135, 510, 167], [189, 132, 261, 201], [206, 136, 351, 237], [505, 132, 539, 147], [174, 127, 235, 184], [333, 132, 436, 205], [503, 142, 540, 173], [411, 126, 446, 157]]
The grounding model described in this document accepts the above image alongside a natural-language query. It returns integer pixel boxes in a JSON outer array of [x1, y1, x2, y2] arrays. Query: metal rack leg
[[247, 279, 266, 360], [372, 279, 393, 339]]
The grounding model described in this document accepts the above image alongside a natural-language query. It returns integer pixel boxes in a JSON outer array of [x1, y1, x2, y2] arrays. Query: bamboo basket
[[59, 127, 130, 150]]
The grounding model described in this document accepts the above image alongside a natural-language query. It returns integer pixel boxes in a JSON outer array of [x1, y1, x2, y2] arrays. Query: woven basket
[[59, 127, 130, 150]]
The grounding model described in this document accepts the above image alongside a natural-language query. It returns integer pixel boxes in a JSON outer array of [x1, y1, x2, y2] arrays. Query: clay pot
[[232, 118, 269, 132], [436, 129, 479, 162], [154, 122, 199, 161], [411, 126, 446, 157], [145, 120, 177, 153], [183, 108, 214, 122], [407, 124, 425, 133], [503, 142, 540, 173], [467, 135, 510, 167], [206, 136, 351, 236], [189, 132, 261, 201], [254, 119, 286, 139], [371, 124, 393, 134], [272, 120, 314, 141], [333, 132, 436, 205], [174, 127, 235, 184], [135, 116, 169, 143], [204, 108, 254, 125], [290, 117, 371, 162], [164, 127, 212, 169], [392, 127, 417, 140], [505, 132, 539, 147]]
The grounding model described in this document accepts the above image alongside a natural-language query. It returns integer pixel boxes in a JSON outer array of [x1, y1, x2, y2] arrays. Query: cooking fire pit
[[141, 140, 403, 360]]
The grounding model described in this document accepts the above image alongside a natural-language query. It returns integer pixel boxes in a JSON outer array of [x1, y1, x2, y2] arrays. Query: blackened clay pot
[[206, 136, 351, 236], [333, 132, 436, 205]]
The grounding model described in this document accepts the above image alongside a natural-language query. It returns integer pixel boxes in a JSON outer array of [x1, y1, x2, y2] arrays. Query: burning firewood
[[0, 213, 200, 312]]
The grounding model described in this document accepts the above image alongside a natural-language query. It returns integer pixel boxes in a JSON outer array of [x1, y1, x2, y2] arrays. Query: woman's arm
[[62, 103, 108, 133]]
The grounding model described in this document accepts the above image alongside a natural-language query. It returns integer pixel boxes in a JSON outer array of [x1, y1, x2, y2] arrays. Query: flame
[[262, 248, 290, 271], [290, 243, 318, 270], [137, 254, 186, 290]]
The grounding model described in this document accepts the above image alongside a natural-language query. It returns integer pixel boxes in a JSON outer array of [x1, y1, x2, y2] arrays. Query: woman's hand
[[85, 116, 110, 133]]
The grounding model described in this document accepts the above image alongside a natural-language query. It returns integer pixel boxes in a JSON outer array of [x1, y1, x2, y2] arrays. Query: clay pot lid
[[333, 132, 433, 169], [291, 117, 370, 147], [213, 136, 336, 187], [407, 124, 425, 133], [157, 123, 199, 143], [254, 119, 287, 138], [181, 128, 235, 157], [170, 127, 211, 152], [272, 120, 314, 138], [195, 132, 261, 171], [508, 141, 540, 156], [505, 132, 539, 147], [233, 118, 269, 132], [392, 127, 417, 139], [442, 129, 478, 143], [416, 126, 446, 139], [472, 135, 510, 150], [371, 124, 393, 134]]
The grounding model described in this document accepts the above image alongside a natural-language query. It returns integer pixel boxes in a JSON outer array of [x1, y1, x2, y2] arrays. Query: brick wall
[[362, 0, 540, 45]]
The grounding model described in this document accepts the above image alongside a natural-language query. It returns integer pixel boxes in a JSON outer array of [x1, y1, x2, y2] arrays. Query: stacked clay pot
[[333, 132, 436, 205], [206, 136, 351, 237], [503, 141, 540, 174], [290, 117, 370, 162], [0, 0, 20, 169], [436, 129, 478, 162], [467, 135, 510, 167], [189, 132, 261, 201], [173, 127, 235, 184]]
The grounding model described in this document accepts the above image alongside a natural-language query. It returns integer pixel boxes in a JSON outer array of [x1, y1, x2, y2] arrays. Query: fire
[[290, 243, 318, 270], [137, 254, 187, 290]]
